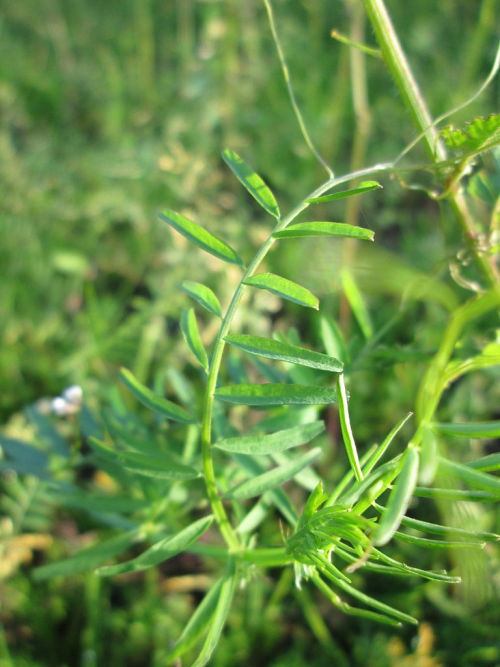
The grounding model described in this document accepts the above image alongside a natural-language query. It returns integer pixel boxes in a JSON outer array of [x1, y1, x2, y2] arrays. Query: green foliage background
[[1, 1, 498, 665]]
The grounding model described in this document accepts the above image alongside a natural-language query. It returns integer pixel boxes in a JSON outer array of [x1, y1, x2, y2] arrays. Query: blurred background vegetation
[[1, 0, 498, 665]]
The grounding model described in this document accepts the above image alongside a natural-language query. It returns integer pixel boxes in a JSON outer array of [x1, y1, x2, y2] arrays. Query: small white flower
[[51, 397, 69, 416], [62, 384, 83, 406]]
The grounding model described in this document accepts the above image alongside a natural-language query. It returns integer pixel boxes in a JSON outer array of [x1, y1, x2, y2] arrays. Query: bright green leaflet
[[273, 222, 374, 242], [158, 208, 243, 265], [226, 448, 321, 499], [119, 367, 196, 424], [225, 334, 343, 372], [97, 515, 213, 576], [306, 181, 382, 203], [222, 148, 280, 219], [340, 268, 373, 339], [214, 420, 325, 455], [215, 383, 338, 406], [181, 281, 222, 317], [181, 308, 209, 372], [244, 272, 319, 310], [433, 421, 500, 438], [336, 373, 363, 482], [374, 445, 419, 546]]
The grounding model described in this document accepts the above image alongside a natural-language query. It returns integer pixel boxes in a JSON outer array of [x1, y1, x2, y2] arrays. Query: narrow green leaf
[[319, 558, 418, 625], [89, 438, 200, 481], [222, 148, 280, 219], [158, 208, 243, 265], [373, 445, 419, 546], [307, 181, 383, 203], [273, 222, 374, 242], [181, 308, 209, 371], [439, 457, 500, 494], [214, 420, 324, 455], [466, 453, 500, 473], [181, 281, 222, 317], [338, 457, 401, 507], [97, 515, 213, 577], [341, 268, 373, 338], [434, 421, 500, 438], [336, 374, 363, 482], [363, 412, 413, 475], [389, 508, 500, 542], [34, 532, 137, 580], [415, 487, 498, 501], [393, 532, 484, 549], [244, 273, 319, 310], [225, 334, 343, 372], [192, 559, 237, 667], [166, 577, 224, 663], [119, 367, 196, 424], [215, 383, 338, 406], [226, 448, 321, 499]]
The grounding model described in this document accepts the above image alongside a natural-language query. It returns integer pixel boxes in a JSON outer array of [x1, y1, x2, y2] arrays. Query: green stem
[[414, 287, 500, 437], [363, 0, 498, 287], [201, 164, 391, 550]]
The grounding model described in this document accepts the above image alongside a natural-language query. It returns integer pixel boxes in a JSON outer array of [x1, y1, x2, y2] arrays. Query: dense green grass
[[1, 1, 499, 665]]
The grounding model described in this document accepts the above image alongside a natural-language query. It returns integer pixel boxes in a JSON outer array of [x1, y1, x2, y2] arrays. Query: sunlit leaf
[[97, 515, 213, 576], [244, 273, 319, 309], [214, 420, 324, 455], [158, 208, 243, 265], [434, 421, 500, 438], [119, 367, 196, 424], [181, 308, 209, 371], [222, 148, 280, 219], [215, 383, 338, 406], [273, 222, 374, 241], [181, 281, 222, 317], [307, 181, 382, 203], [225, 334, 343, 372], [226, 448, 321, 499], [466, 453, 500, 473]]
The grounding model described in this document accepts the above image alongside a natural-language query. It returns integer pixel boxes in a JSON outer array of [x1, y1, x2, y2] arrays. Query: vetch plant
[[24, 2, 500, 666]]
